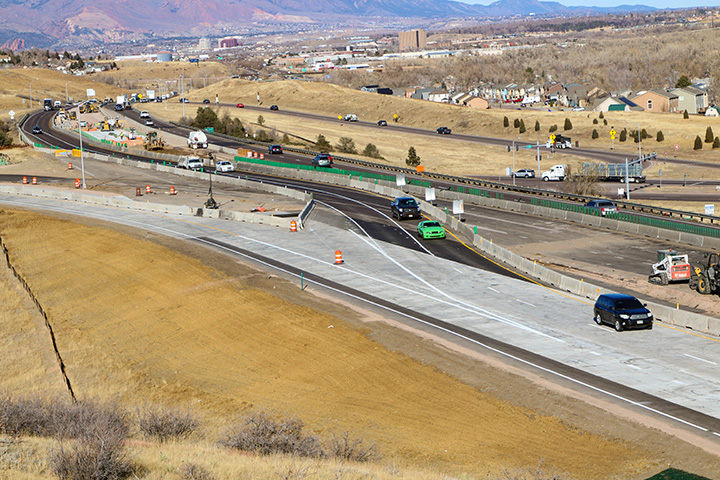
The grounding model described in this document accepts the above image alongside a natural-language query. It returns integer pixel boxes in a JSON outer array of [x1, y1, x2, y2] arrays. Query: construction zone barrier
[[32, 177, 38, 185], [145, 184, 151, 194], [136, 187, 142, 197], [22, 176, 27, 185], [290, 220, 297, 232], [170, 186, 176, 195], [260, 153, 265, 160], [334, 250, 344, 265], [68, 162, 73, 170], [75, 179, 80, 189]]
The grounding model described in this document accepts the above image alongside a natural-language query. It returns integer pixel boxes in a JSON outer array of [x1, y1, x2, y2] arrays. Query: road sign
[[8, 110, 14, 120], [526, 144, 532, 149], [675, 144, 679, 150], [549, 133, 556, 141], [610, 128, 616, 140]]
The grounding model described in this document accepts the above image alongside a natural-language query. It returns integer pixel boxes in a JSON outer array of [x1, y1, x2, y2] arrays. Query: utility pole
[[181, 72, 185, 119]]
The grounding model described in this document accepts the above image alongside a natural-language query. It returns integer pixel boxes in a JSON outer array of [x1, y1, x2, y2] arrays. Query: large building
[[399, 29, 427, 51]]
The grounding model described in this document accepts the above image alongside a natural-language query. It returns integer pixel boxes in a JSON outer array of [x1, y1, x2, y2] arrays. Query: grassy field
[[3, 207, 710, 480]]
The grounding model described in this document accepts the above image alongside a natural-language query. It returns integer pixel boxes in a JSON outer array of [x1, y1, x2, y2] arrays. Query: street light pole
[[79, 124, 86, 189], [65, 81, 71, 103], [181, 71, 185, 119]]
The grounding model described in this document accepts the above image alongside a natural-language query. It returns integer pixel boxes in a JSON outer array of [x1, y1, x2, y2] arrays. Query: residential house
[[631, 90, 679, 113], [593, 96, 643, 112], [466, 97, 490, 109], [410, 87, 435, 101], [543, 83, 564, 105], [564, 82, 588, 108], [671, 86, 708, 115], [428, 89, 451, 103], [451, 92, 473, 105]]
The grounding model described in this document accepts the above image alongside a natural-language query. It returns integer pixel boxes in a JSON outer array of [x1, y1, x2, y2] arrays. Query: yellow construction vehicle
[[68, 110, 77, 120], [78, 102, 98, 114], [143, 131, 165, 151], [101, 120, 112, 131]]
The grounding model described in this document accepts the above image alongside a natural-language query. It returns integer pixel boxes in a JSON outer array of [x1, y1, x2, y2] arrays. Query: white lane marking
[[1, 196, 714, 436], [516, 299, 536, 307], [488, 287, 500, 293], [626, 364, 642, 370], [454, 268, 463, 273], [588, 351, 601, 356], [684, 354, 718, 365]]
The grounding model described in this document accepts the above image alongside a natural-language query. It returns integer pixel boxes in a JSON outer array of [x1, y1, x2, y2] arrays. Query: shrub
[[255, 130, 275, 143], [592, 118, 598, 124], [549, 124, 558, 133], [219, 412, 323, 458], [513, 118, 520, 128], [315, 134, 332, 151], [335, 137, 357, 154], [257, 115, 265, 126], [191, 108, 218, 130], [282, 133, 291, 144], [694, 135, 703, 150], [180, 463, 214, 480], [0, 120, 12, 147], [683, 110, 689, 119], [503, 116, 509, 127], [591, 129, 598, 139], [619, 128, 627, 142], [406, 146, 420, 167], [137, 405, 199, 443], [534, 120, 540, 131], [50, 433, 132, 480], [327, 432, 379, 463], [599, 112, 604, 119], [362, 143, 382, 159], [0, 394, 50, 436], [564, 118, 572, 130], [641, 128, 649, 139], [714, 137, 720, 149], [603, 119, 607, 125], [518, 119, 526, 133], [656, 131, 664, 142], [705, 126, 714, 143]]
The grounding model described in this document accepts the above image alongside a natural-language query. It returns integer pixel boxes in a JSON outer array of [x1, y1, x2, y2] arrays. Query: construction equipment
[[101, 120, 113, 131], [68, 110, 77, 120], [143, 131, 165, 151], [689, 252, 720, 294], [78, 102, 98, 114], [648, 249, 691, 285]]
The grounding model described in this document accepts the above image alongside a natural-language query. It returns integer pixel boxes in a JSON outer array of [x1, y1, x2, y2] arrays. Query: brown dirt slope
[[0, 207, 663, 479]]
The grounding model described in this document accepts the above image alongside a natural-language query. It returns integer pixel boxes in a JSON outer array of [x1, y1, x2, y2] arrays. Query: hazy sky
[[460, 0, 719, 7]]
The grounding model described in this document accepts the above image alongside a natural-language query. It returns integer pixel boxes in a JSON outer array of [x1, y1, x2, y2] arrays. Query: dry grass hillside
[[3, 208, 717, 479]]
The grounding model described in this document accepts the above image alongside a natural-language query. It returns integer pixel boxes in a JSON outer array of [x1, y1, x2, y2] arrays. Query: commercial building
[[399, 29, 427, 51]]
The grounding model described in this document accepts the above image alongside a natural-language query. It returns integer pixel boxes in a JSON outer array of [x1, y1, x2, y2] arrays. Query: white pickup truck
[[177, 156, 204, 170]]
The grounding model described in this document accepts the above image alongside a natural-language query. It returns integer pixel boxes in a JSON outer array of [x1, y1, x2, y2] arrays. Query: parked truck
[[187, 130, 208, 149], [546, 134, 572, 149], [581, 160, 646, 183], [541, 164, 569, 182]]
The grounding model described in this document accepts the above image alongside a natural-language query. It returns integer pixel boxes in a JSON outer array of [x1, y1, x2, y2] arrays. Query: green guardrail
[[235, 155, 718, 239]]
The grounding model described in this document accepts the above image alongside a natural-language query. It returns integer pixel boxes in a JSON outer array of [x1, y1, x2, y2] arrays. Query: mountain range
[[0, 0, 658, 50]]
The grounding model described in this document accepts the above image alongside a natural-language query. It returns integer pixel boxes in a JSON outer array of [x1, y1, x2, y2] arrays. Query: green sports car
[[417, 220, 446, 239]]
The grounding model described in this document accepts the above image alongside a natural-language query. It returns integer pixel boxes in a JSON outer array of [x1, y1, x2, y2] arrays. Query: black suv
[[377, 120, 387, 126], [593, 293, 653, 331], [436, 126, 451, 134], [270, 105, 279, 110], [391, 197, 421, 220], [268, 145, 283, 154]]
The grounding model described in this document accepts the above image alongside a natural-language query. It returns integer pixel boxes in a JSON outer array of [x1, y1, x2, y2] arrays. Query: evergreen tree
[[363, 143, 382, 159], [549, 124, 558, 133], [591, 129, 599, 139], [714, 137, 720, 149], [315, 134, 332, 151], [694, 136, 703, 150], [705, 126, 714, 143], [503, 116, 509, 128], [656, 131, 664, 142], [683, 110, 689, 119], [518, 119, 526, 133], [599, 112, 604, 119], [592, 118, 598, 124], [675, 75, 691, 88], [192, 107, 218, 129], [406, 146, 420, 167], [534, 120, 540, 132], [619, 129, 627, 142], [336, 137, 357, 154], [564, 118, 572, 130], [513, 118, 520, 128]]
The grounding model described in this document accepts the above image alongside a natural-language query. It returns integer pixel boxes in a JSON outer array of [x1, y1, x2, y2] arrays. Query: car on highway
[[144, 119, 155, 127], [154, 97, 163, 103], [512, 169, 536, 178], [377, 120, 387, 126], [417, 221, 446, 239], [343, 114, 358, 122], [178, 156, 204, 170], [179, 98, 189, 103], [436, 126, 452, 134], [140, 111, 150, 118], [215, 160, 235, 173], [585, 199, 618, 216], [593, 293, 653, 332], [391, 196, 421, 220], [32, 125, 43, 134], [269, 105, 279, 110], [268, 144, 283, 154], [236, 103, 245, 108], [114, 104, 124, 111], [312, 153, 333, 167], [202, 99, 210, 104]]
